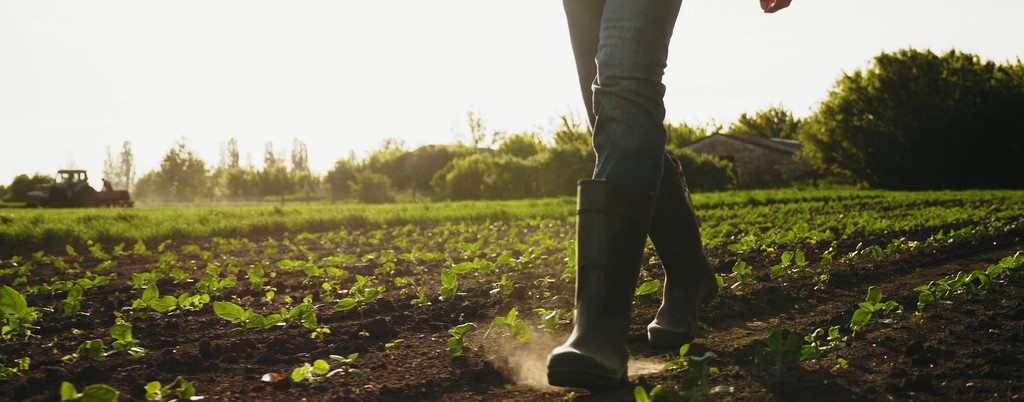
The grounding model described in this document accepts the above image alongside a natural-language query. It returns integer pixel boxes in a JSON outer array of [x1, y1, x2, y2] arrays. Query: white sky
[[1, 1, 1022, 187]]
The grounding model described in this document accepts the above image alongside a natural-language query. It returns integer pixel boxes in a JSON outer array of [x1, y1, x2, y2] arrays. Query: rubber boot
[[547, 180, 656, 389], [646, 166, 718, 349]]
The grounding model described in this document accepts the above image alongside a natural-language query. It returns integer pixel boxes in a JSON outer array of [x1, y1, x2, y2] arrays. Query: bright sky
[[2, 1, 1022, 187]]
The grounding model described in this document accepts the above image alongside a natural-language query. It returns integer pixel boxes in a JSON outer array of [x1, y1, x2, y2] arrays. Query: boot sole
[[647, 325, 694, 350], [547, 354, 627, 389]]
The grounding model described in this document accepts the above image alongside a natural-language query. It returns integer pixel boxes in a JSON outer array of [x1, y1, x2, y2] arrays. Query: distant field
[[2, 188, 1022, 255], [0, 198, 575, 254]]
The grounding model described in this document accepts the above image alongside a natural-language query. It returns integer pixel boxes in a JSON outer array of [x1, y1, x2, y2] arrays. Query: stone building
[[685, 134, 815, 186]]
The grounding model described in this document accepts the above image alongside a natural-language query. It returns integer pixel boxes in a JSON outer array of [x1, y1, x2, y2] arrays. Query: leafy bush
[[800, 48, 1024, 189], [349, 171, 394, 204], [670, 148, 737, 191]]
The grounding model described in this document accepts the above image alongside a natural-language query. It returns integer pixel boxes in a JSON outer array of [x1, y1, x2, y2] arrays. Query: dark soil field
[[1, 218, 1023, 401]]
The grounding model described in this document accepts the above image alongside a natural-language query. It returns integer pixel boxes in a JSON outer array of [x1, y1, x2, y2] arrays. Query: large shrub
[[3, 174, 54, 202], [431, 154, 493, 201], [349, 171, 394, 204], [670, 148, 737, 191], [800, 49, 1024, 189]]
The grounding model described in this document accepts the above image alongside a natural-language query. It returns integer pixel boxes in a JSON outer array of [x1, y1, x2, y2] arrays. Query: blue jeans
[[564, 0, 683, 194]]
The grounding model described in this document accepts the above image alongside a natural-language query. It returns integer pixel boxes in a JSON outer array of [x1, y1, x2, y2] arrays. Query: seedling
[[195, 270, 237, 296], [131, 272, 162, 290], [534, 308, 570, 333], [849, 286, 902, 336], [280, 302, 318, 329], [660, 343, 733, 400], [634, 280, 661, 304], [174, 293, 211, 312], [486, 308, 529, 342], [491, 274, 514, 296], [439, 268, 459, 301], [326, 353, 364, 378], [212, 301, 282, 335], [729, 261, 755, 288], [410, 287, 431, 307], [291, 353, 363, 382], [915, 252, 1023, 314], [63, 339, 109, 363], [1, 285, 39, 340], [133, 240, 150, 256], [770, 251, 807, 280], [60, 382, 120, 402], [247, 263, 266, 291], [145, 376, 202, 401], [130, 285, 178, 315], [310, 326, 331, 341], [88, 241, 111, 261], [110, 319, 147, 357], [334, 275, 384, 312], [801, 326, 847, 361], [64, 285, 84, 316], [754, 326, 804, 376], [0, 357, 29, 381], [634, 385, 689, 402], [447, 323, 477, 356]]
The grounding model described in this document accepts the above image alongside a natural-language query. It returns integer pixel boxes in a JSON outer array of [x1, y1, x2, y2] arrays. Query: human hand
[[760, 0, 792, 13]]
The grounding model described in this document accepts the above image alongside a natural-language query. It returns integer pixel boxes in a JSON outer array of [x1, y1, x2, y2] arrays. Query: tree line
[[4, 47, 1022, 204]]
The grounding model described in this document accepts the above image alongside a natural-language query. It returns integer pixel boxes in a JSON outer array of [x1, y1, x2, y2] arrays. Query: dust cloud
[[483, 331, 665, 389]]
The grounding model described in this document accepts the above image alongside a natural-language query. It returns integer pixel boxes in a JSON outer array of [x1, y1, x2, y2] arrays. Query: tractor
[[26, 170, 134, 208]]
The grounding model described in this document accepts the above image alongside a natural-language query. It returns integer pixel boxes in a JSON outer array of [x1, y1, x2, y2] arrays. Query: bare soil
[[2, 224, 1022, 401]]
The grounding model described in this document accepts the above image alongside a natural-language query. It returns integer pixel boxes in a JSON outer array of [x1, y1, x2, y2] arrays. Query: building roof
[[686, 133, 803, 154]]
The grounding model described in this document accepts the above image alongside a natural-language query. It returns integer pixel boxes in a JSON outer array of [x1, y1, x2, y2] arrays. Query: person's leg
[[590, 0, 682, 194], [562, 0, 603, 128], [647, 154, 718, 349], [548, 0, 683, 389]]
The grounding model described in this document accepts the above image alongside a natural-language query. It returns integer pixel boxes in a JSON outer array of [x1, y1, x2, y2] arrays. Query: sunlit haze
[[2, 1, 1022, 187]]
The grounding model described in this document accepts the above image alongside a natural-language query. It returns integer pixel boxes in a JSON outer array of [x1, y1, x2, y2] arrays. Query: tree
[[432, 154, 492, 200], [727, 106, 801, 139], [101, 141, 135, 191], [291, 138, 309, 173], [264, 142, 284, 169], [220, 138, 240, 169], [380, 144, 479, 196], [350, 171, 394, 203], [665, 121, 720, 149], [800, 49, 1024, 189], [497, 133, 544, 159], [219, 167, 257, 200], [119, 141, 135, 192], [326, 158, 359, 201], [103, 146, 118, 188], [3, 174, 53, 202], [139, 138, 209, 202]]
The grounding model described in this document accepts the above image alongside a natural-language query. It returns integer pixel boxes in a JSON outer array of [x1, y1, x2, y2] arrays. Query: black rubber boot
[[646, 165, 718, 349], [547, 180, 655, 389]]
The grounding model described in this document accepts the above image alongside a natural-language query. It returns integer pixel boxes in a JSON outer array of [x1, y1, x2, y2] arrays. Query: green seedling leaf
[[334, 298, 357, 311], [64, 285, 84, 316], [212, 302, 248, 323], [634, 280, 661, 297], [439, 268, 458, 300], [447, 323, 477, 356]]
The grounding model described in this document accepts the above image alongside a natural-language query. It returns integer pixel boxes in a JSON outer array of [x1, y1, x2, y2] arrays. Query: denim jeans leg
[[562, 0, 604, 129], [591, 0, 682, 194]]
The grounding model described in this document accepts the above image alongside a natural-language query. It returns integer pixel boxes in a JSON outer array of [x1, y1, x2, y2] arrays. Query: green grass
[[0, 198, 575, 254], [2, 188, 1023, 256]]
